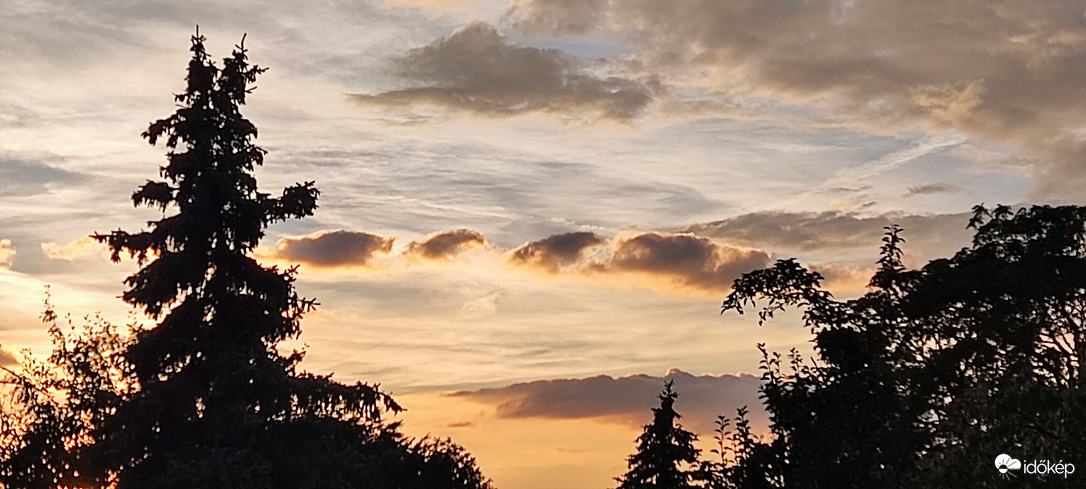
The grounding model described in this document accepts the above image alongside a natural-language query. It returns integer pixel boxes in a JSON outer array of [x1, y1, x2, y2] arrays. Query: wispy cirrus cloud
[[684, 211, 973, 264], [904, 183, 961, 198], [506, 0, 1086, 198], [352, 22, 656, 122], [0, 156, 79, 197]]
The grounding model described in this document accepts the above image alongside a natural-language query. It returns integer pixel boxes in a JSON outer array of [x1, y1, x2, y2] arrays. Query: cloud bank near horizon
[[452, 369, 767, 435]]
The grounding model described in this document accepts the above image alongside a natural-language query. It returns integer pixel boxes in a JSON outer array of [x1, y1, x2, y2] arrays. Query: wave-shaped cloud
[[509, 231, 771, 292], [509, 231, 605, 272], [275, 230, 395, 267], [267, 228, 770, 295], [404, 229, 487, 261]]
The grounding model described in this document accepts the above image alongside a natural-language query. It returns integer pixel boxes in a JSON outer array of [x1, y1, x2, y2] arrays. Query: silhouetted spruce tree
[[69, 32, 492, 489], [617, 381, 701, 489]]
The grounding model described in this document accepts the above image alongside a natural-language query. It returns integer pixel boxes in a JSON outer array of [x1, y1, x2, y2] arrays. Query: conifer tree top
[[84, 32, 402, 488], [617, 381, 701, 489]]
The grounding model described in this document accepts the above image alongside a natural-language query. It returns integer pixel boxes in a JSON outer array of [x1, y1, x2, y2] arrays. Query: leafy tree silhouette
[[715, 205, 1086, 489], [1, 31, 491, 489], [0, 290, 130, 488], [617, 381, 701, 489], [698, 407, 782, 489]]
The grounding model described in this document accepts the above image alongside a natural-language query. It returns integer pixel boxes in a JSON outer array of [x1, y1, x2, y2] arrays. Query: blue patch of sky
[[904, 149, 1028, 203], [643, 117, 912, 183], [0, 158, 79, 197], [503, 28, 628, 59]]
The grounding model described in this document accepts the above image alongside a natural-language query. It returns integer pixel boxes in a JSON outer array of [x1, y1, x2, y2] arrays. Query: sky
[[1, 1, 1083, 487]]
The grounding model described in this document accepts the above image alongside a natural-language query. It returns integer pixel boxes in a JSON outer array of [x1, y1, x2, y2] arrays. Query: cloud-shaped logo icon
[[996, 454, 1022, 478]]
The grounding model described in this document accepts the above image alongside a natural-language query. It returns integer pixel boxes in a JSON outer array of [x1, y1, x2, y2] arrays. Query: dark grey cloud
[[605, 233, 771, 291], [276, 227, 765, 294], [509, 231, 604, 272], [510, 231, 769, 292], [274, 231, 394, 267], [454, 369, 766, 434], [0, 157, 78, 197], [353, 22, 656, 122], [685, 211, 973, 262], [404, 229, 486, 261], [507, 0, 1086, 198], [904, 183, 961, 197]]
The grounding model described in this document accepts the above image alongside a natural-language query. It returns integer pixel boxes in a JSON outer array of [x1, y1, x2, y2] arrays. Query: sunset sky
[[2, 1, 1084, 488]]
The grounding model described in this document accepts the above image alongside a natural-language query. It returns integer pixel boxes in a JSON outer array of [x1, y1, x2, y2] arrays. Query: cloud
[[352, 22, 655, 122], [274, 230, 394, 267], [0, 346, 16, 367], [903, 183, 961, 198], [379, 0, 480, 13], [270, 229, 486, 268], [507, 0, 1086, 198], [404, 229, 486, 261], [829, 133, 966, 185], [0, 239, 14, 268], [509, 231, 604, 272], [453, 369, 767, 434], [40, 237, 102, 261], [510, 232, 771, 293], [606, 233, 771, 291], [808, 261, 876, 298], [0, 156, 78, 197], [508, 0, 611, 36], [685, 211, 973, 263], [268, 227, 767, 295]]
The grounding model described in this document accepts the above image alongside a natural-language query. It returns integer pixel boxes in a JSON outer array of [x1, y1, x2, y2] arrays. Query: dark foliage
[[1, 32, 491, 489], [715, 205, 1086, 488], [617, 381, 702, 489], [698, 407, 782, 489], [0, 291, 129, 489]]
